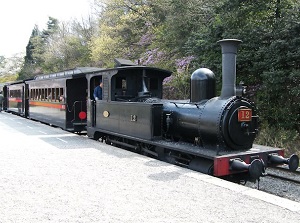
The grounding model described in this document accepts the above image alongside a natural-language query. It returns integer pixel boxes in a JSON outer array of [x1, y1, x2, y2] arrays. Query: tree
[[19, 16, 96, 77], [18, 25, 44, 80], [42, 19, 95, 71], [42, 17, 59, 39], [259, 20, 300, 132], [90, 0, 169, 67], [214, 0, 300, 133], [0, 54, 23, 83], [24, 25, 41, 65]]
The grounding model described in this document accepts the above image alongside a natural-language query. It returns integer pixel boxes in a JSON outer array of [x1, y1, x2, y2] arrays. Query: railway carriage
[[4, 80, 29, 116], [25, 67, 101, 132]]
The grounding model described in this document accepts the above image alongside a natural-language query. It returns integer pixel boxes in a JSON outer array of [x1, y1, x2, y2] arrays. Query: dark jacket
[[0, 94, 3, 104], [93, 86, 102, 100]]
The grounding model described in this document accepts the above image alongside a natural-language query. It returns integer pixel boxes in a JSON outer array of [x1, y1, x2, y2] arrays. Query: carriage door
[[89, 76, 103, 127], [25, 84, 29, 117], [3, 85, 7, 110], [66, 77, 88, 130], [21, 85, 25, 114]]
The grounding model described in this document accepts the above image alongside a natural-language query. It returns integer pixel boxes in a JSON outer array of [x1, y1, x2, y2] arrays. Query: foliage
[[255, 124, 300, 157], [42, 21, 94, 72], [163, 56, 195, 99], [19, 16, 96, 79], [0, 54, 23, 83], [155, 0, 221, 54], [90, 0, 168, 67], [257, 22, 300, 133], [0, 74, 18, 83], [182, 0, 300, 135]]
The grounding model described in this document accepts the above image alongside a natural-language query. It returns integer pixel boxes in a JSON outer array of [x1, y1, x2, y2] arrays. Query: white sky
[[0, 0, 94, 57]]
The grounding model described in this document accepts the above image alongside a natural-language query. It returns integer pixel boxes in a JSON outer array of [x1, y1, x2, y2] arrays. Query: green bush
[[255, 123, 300, 159]]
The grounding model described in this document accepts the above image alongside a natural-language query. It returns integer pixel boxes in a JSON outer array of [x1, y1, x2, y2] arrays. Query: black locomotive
[[84, 39, 298, 181], [3, 39, 299, 181]]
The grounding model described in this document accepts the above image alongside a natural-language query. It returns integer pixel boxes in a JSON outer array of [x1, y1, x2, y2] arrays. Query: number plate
[[238, 108, 252, 122]]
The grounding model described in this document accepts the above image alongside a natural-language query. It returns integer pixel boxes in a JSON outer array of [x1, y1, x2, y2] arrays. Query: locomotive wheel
[[93, 132, 102, 141], [188, 158, 214, 175]]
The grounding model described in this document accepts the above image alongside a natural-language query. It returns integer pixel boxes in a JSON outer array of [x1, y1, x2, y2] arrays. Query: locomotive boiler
[[162, 39, 258, 151]]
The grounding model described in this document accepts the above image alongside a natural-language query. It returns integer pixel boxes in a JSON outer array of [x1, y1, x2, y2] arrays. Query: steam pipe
[[217, 39, 242, 98]]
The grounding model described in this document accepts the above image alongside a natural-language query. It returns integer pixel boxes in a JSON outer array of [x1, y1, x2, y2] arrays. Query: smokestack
[[217, 39, 242, 98]]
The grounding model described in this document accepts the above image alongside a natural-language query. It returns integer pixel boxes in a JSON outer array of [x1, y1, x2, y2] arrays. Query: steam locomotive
[[3, 39, 299, 182]]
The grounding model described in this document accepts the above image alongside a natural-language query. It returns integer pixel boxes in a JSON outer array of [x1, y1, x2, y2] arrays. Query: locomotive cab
[[110, 68, 168, 102], [86, 64, 172, 140], [88, 66, 170, 102]]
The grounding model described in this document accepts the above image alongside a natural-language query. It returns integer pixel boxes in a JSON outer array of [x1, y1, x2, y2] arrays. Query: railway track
[[245, 165, 300, 203], [266, 166, 300, 185]]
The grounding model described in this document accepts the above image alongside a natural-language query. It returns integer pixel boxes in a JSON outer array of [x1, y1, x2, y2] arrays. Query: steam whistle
[[268, 154, 299, 171], [138, 69, 150, 97]]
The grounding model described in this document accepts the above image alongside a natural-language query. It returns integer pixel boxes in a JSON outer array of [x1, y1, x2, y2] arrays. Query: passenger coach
[[25, 67, 102, 132], [4, 80, 29, 116]]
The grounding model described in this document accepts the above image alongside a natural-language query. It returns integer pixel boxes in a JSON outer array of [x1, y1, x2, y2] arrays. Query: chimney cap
[[217, 39, 242, 44]]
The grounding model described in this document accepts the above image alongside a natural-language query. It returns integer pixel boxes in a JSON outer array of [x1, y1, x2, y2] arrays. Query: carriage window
[[38, 89, 44, 100], [55, 88, 59, 101], [59, 88, 64, 102], [122, 79, 127, 89], [51, 88, 55, 101], [149, 78, 158, 90], [47, 88, 52, 100], [10, 90, 21, 98], [30, 89, 33, 100], [116, 77, 127, 89], [39, 89, 42, 100]]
